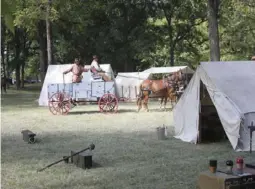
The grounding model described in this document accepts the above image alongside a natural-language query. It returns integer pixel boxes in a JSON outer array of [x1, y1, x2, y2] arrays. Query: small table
[[198, 167, 255, 189]]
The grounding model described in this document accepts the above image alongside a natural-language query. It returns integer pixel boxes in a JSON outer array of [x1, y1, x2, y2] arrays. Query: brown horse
[[137, 70, 184, 112], [159, 71, 185, 109]]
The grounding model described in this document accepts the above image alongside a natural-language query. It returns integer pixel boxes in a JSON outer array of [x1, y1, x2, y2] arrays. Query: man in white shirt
[[90, 55, 111, 81], [91, 55, 103, 72]]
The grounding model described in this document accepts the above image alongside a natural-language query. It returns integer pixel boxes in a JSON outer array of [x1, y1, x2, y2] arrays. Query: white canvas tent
[[173, 61, 255, 151], [38, 64, 114, 106], [143, 66, 194, 74], [115, 72, 151, 100]]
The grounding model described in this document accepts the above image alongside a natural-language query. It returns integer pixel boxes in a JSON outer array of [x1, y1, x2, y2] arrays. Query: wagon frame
[[47, 74, 119, 115]]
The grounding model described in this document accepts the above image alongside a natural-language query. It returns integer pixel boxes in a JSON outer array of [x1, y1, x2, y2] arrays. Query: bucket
[[156, 127, 166, 140]]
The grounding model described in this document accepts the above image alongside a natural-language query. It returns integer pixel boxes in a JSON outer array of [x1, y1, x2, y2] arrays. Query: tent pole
[[197, 82, 202, 144], [248, 121, 255, 153]]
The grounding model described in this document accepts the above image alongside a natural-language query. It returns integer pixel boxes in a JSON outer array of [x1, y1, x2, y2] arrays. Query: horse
[[137, 70, 184, 112], [159, 70, 185, 109], [159, 85, 178, 110]]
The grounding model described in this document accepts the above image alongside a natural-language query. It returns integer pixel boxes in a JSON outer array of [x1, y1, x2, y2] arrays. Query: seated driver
[[90, 55, 111, 81], [63, 58, 88, 83]]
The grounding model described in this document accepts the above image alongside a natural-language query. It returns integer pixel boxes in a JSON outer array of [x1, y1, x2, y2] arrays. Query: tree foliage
[[1, 0, 255, 88]]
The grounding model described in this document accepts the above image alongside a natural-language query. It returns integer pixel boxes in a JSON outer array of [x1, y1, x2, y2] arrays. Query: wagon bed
[[47, 76, 118, 115]]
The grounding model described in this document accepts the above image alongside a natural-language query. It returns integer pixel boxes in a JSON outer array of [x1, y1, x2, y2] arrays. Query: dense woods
[[1, 0, 255, 89]]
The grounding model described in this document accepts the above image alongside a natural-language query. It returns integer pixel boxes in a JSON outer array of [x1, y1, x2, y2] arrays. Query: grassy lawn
[[1, 84, 254, 189]]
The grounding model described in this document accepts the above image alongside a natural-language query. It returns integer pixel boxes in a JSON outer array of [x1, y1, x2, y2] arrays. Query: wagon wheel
[[98, 93, 118, 113], [48, 92, 71, 115]]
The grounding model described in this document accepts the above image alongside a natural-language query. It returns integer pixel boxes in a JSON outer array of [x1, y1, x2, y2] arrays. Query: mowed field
[[1, 85, 254, 189]]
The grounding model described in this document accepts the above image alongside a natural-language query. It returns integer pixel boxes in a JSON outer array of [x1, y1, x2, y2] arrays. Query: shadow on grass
[[1, 89, 40, 111], [67, 107, 172, 115], [68, 109, 138, 115], [5, 83, 42, 92]]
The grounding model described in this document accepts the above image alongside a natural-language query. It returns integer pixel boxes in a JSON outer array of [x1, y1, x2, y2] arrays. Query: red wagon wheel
[[48, 92, 71, 115], [98, 93, 118, 113]]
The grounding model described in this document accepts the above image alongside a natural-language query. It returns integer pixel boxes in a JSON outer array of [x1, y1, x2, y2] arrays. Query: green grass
[[1, 85, 254, 189]]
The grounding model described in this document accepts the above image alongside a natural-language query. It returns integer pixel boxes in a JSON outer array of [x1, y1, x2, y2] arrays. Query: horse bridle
[[164, 71, 185, 93]]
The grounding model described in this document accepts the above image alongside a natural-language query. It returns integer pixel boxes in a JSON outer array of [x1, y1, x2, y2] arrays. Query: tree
[[155, 0, 207, 66], [207, 0, 220, 61], [46, 0, 53, 65]]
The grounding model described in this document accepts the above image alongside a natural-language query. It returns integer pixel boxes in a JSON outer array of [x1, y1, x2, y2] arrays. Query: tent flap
[[198, 66, 242, 150], [173, 70, 200, 143]]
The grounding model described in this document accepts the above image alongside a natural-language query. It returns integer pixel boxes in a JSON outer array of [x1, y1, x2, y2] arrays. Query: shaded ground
[[1, 85, 254, 189]]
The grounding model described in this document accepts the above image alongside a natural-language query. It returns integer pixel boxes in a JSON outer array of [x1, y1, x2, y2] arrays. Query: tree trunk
[[170, 45, 175, 66], [21, 0, 26, 88], [21, 32, 26, 88], [207, 0, 220, 61], [15, 28, 21, 89], [15, 65, 21, 90], [6, 42, 10, 88], [21, 62, 25, 88], [1, 19, 6, 80], [38, 20, 48, 83], [46, 0, 53, 65]]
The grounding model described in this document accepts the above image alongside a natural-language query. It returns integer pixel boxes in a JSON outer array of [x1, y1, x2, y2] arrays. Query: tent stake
[[248, 121, 255, 153]]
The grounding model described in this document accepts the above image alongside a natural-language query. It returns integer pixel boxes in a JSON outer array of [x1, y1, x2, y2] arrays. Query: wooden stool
[[77, 150, 93, 169]]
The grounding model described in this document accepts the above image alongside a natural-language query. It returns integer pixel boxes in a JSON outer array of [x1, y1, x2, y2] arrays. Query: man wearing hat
[[90, 55, 111, 81], [63, 58, 89, 83]]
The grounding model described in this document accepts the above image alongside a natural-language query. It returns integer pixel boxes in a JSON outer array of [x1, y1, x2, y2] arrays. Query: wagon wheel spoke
[[107, 102, 115, 111], [59, 104, 63, 114], [108, 96, 114, 103], [98, 93, 118, 113], [62, 101, 70, 114], [49, 101, 59, 115], [56, 103, 62, 114], [101, 96, 107, 103], [60, 97, 71, 115], [49, 93, 61, 115], [100, 103, 107, 111], [48, 92, 71, 115]]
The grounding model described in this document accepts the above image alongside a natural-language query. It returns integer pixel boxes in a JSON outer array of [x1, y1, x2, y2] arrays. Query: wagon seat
[[89, 68, 103, 81]]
